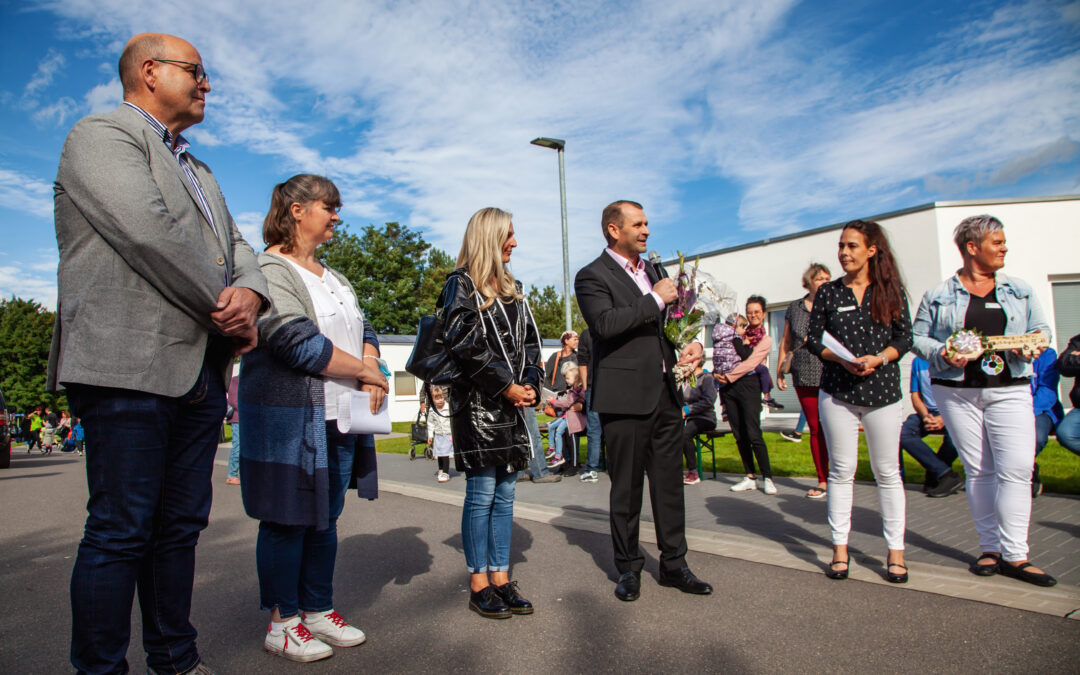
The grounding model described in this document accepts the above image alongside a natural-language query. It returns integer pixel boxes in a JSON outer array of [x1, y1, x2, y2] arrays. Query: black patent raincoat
[[437, 269, 542, 472]]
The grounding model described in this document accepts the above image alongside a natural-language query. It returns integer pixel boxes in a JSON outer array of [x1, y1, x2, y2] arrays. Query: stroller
[[408, 406, 433, 461]]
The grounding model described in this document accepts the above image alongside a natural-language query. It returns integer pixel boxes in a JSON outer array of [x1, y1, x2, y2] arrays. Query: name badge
[[838, 305, 856, 313], [984, 302, 1002, 309]]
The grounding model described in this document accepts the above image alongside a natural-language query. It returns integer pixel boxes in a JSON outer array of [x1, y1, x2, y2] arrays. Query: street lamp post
[[530, 136, 572, 332]]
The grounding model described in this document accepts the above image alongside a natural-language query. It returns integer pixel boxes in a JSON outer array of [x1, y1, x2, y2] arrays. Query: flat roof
[[670, 194, 1080, 264]]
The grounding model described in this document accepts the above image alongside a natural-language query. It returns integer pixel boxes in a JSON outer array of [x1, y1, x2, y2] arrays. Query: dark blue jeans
[[256, 423, 354, 618], [584, 389, 602, 472], [899, 411, 958, 479], [1034, 413, 1055, 456], [67, 359, 226, 675]]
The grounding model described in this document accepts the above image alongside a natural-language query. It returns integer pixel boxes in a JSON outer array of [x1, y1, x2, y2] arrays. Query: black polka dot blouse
[[806, 278, 913, 407]]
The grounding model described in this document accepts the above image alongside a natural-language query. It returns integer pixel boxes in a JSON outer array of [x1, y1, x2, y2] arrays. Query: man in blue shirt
[[901, 357, 963, 497], [1030, 348, 1064, 498]]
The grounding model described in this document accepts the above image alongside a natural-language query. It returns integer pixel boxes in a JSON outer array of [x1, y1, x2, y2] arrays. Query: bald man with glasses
[[50, 33, 268, 675]]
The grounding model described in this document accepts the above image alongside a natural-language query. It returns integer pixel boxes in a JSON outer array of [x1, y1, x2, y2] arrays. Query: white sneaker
[[762, 478, 778, 495], [302, 609, 367, 647], [730, 476, 757, 492], [264, 616, 333, 662], [579, 470, 599, 483], [436, 470, 450, 483]]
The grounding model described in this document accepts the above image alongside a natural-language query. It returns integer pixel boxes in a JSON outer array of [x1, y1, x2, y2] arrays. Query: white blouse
[[286, 259, 366, 421]]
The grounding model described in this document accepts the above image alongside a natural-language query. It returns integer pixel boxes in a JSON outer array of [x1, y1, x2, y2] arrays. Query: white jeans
[[818, 392, 905, 550], [931, 384, 1034, 562]]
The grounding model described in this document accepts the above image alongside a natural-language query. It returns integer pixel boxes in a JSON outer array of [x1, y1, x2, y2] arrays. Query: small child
[[546, 365, 586, 469], [711, 314, 749, 377], [426, 386, 453, 483], [73, 418, 86, 455], [40, 420, 56, 454]]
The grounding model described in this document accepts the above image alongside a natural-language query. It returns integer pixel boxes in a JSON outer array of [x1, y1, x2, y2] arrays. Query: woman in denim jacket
[[912, 215, 1055, 587]]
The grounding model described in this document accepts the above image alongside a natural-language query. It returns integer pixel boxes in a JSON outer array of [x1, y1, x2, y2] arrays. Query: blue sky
[[1, 0, 1078, 309]]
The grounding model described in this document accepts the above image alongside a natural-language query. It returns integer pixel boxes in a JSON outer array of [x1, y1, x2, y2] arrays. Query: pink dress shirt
[[604, 248, 666, 311]]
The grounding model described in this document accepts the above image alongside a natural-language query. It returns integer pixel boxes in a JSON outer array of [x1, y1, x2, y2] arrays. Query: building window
[[394, 371, 417, 397], [1051, 281, 1080, 406]]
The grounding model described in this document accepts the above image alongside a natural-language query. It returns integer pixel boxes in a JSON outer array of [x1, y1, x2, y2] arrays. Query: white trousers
[[818, 392, 905, 550], [931, 384, 1034, 562]]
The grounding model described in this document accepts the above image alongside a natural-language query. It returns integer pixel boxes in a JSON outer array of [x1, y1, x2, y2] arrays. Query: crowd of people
[[15, 406, 85, 455], [39, 31, 1077, 674]]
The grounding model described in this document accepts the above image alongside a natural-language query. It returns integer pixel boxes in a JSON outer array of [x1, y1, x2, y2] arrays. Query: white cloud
[[84, 78, 121, 113], [0, 167, 54, 218], [32, 0, 1080, 290], [231, 211, 264, 247], [24, 50, 65, 98], [0, 265, 57, 310]]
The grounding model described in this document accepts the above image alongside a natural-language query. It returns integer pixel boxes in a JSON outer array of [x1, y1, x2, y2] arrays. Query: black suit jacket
[[575, 251, 681, 415]]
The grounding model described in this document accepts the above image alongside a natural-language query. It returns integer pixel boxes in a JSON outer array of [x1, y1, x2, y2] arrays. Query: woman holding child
[[437, 207, 543, 619], [714, 296, 776, 495], [808, 220, 911, 583]]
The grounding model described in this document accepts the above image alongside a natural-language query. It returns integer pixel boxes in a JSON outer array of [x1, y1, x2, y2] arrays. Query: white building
[[669, 195, 1080, 415], [377, 195, 1078, 423]]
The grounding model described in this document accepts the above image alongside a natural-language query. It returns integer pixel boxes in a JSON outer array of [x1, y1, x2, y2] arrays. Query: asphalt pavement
[[1, 446, 1078, 673]]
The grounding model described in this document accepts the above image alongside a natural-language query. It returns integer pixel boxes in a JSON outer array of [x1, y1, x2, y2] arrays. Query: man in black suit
[[575, 200, 712, 601]]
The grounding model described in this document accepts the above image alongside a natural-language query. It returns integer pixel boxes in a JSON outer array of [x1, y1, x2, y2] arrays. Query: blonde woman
[[437, 207, 543, 619]]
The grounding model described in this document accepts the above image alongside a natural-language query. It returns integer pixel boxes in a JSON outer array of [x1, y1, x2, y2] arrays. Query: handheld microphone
[[648, 251, 670, 280]]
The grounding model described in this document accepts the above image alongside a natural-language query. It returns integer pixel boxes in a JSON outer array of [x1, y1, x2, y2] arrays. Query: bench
[[694, 429, 728, 479]]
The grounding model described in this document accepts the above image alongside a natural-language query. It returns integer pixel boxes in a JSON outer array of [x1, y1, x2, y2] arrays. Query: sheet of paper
[[821, 331, 859, 364], [336, 390, 391, 435]]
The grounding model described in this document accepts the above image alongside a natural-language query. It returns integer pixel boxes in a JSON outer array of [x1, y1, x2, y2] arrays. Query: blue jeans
[[66, 359, 225, 675], [256, 423, 354, 618], [899, 411, 958, 479], [228, 422, 240, 479], [1034, 413, 1056, 456], [548, 417, 568, 458], [462, 465, 517, 573], [524, 407, 550, 478], [1055, 408, 1080, 455], [585, 389, 602, 472], [795, 411, 807, 434]]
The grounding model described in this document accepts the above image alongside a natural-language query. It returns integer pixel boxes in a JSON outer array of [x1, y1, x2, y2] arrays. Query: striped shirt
[[123, 102, 217, 237]]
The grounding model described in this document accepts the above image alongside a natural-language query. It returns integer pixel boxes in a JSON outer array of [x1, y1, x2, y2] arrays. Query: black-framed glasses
[[152, 58, 209, 85]]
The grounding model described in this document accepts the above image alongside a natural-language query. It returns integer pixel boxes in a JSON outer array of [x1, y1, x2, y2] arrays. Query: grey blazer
[[48, 104, 269, 397]]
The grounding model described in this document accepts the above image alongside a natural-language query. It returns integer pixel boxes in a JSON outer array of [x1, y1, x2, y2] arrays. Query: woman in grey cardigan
[[239, 174, 389, 662]]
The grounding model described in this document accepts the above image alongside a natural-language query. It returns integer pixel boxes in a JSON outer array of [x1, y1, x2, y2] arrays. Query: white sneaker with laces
[[302, 609, 367, 647], [436, 470, 450, 483], [730, 476, 757, 492], [763, 477, 778, 495], [579, 470, 599, 483], [264, 616, 333, 662]]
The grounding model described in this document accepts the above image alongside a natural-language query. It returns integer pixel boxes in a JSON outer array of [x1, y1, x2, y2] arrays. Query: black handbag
[[405, 312, 459, 385], [410, 408, 428, 443]]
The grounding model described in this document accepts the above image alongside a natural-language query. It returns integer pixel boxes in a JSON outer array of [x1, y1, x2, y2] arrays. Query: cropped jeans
[[462, 465, 518, 573], [256, 422, 355, 618]]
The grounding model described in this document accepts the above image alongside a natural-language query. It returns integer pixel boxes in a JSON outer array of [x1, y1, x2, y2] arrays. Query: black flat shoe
[[825, 559, 849, 580], [494, 580, 534, 615], [970, 552, 1000, 577], [886, 562, 908, 584], [469, 585, 512, 619], [658, 567, 713, 595], [614, 571, 641, 602], [999, 561, 1057, 587]]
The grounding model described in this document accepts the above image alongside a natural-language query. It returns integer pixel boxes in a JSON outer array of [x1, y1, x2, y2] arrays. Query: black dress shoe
[[494, 580, 534, 615], [469, 586, 512, 619], [886, 562, 909, 584], [926, 469, 963, 498], [657, 567, 712, 595], [999, 561, 1057, 587], [614, 571, 641, 602], [969, 552, 1000, 577]]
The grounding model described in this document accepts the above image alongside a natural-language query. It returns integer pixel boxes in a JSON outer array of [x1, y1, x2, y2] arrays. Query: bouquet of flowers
[[663, 252, 736, 387]]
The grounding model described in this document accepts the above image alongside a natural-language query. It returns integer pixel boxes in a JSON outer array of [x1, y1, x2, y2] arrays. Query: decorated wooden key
[[945, 329, 1049, 360]]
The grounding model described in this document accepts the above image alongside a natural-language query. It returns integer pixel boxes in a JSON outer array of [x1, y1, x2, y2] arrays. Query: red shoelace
[[324, 611, 348, 628]]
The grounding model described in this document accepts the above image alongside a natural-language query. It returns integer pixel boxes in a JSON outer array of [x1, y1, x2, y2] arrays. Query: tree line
[[2, 222, 585, 411]]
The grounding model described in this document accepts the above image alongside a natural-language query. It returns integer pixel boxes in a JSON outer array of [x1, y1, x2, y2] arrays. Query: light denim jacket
[[912, 272, 1050, 381]]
